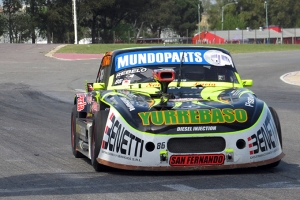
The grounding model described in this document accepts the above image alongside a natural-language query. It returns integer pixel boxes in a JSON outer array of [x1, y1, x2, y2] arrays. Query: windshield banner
[[115, 50, 233, 71]]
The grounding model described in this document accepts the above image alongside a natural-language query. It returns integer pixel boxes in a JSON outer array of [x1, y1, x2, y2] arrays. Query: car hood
[[101, 87, 264, 134]]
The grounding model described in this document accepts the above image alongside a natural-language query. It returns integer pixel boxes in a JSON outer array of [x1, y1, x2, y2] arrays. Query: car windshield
[[113, 64, 238, 86], [112, 48, 238, 86]]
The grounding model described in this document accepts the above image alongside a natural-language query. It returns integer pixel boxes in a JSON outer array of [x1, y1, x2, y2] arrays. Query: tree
[[78, 0, 153, 43], [269, 0, 300, 28], [24, 0, 50, 43], [2, 0, 22, 43], [0, 13, 7, 37], [140, 0, 175, 38], [1, 0, 299, 44], [77, 0, 116, 43], [47, 0, 73, 43], [170, 0, 202, 37], [11, 12, 31, 42]]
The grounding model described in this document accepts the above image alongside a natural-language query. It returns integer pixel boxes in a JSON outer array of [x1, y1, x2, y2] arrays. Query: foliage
[[2, 0, 22, 43], [11, 12, 31, 42], [0, 13, 7, 36], [1, 0, 300, 43], [207, 0, 300, 30], [171, 0, 202, 37]]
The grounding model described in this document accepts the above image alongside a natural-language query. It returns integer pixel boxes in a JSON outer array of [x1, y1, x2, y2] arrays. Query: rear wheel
[[71, 106, 84, 158], [91, 110, 109, 172]]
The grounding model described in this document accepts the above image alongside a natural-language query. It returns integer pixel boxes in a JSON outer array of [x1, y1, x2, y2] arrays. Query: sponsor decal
[[203, 50, 233, 67], [115, 50, 204, 71], [118, 90, 138, 99], [109, 97, 119, 105], [138, 109, 247, 126], [248, 111, 279, 159], [245, 94, 255, 107], [86, 94, 93, 104], [100, 150, 142, 162], [177, 126, 217, 132], [146, 83, 161, 88], [76, 94, 86, 111], [218, 75, 225, 81], [102, 113, 144, 158], [170, 154, 225, 166], [122, 80, 131, 85], [114, 79, 123, 85], [115, 50, 233, 71], [91, 101, 100, 113], [193, 82, 216, 87], [118, 91, 150, 108], [116, 67, 147, 78], [120, 97, 135, 111]]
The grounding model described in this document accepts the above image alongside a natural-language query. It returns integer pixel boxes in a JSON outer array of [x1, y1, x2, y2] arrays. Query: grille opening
[[167, 137, 225, 153]]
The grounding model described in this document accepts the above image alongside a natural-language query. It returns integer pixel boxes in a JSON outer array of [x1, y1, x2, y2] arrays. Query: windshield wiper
[[177, 52, 185, 87]]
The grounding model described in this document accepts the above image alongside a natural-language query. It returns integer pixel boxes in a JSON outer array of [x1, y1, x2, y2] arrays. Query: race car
[[71, 46, 284, 171]]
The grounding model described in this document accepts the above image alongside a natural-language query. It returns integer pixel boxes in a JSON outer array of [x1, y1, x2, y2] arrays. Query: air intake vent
[[168, 137, 226, 153]]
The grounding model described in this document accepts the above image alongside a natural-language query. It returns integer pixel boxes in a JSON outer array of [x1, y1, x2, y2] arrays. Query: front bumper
[[97, 108, 284, 170]]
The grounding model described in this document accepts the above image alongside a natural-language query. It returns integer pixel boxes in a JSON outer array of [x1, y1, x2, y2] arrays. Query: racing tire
[[91, 110, 109, 172], [269, 107, 282, 149], [262, 107, 282, 169], [71, 105, 85, 158]]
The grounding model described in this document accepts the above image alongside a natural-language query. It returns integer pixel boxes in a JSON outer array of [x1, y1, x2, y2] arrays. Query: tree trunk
[[92, 14, 96, 44]]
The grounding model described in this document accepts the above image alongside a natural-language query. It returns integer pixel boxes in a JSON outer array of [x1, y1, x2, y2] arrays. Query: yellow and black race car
[[71, 46, 284, 171]]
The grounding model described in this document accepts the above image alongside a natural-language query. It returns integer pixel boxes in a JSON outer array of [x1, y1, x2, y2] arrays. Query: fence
[[195, 28, 300, 45]]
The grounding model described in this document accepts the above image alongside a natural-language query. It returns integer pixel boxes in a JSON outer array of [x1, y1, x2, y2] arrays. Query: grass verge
[[56, 43, 300, 54]]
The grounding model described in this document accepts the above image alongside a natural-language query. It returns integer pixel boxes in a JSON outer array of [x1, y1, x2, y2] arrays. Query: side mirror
[[241, 79, 253, 87], [86, 82, 106, 92], [93, 83, 105, 90]]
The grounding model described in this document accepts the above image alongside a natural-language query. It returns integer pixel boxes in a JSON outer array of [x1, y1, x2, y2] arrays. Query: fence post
[[242, 30, 243, 44], [214, 30, 216, 44], [228, 30, 230, 44], [281, 29, 283, 44], [294, 28, 296, 45]]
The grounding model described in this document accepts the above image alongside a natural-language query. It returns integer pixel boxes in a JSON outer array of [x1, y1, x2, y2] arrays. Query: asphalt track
[[0, 44, 300, 200]]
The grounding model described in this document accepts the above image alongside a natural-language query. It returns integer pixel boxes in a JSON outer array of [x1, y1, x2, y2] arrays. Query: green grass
[[56, 43, 300, 54]]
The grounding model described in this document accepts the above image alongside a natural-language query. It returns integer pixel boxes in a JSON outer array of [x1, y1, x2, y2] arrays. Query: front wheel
[[91, 110, 109, 172], [269, 107, 282, 149], [262, 107, 283, 169]]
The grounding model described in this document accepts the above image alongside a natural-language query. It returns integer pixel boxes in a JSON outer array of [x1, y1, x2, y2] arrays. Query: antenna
[[177, 52, 185, 87]]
